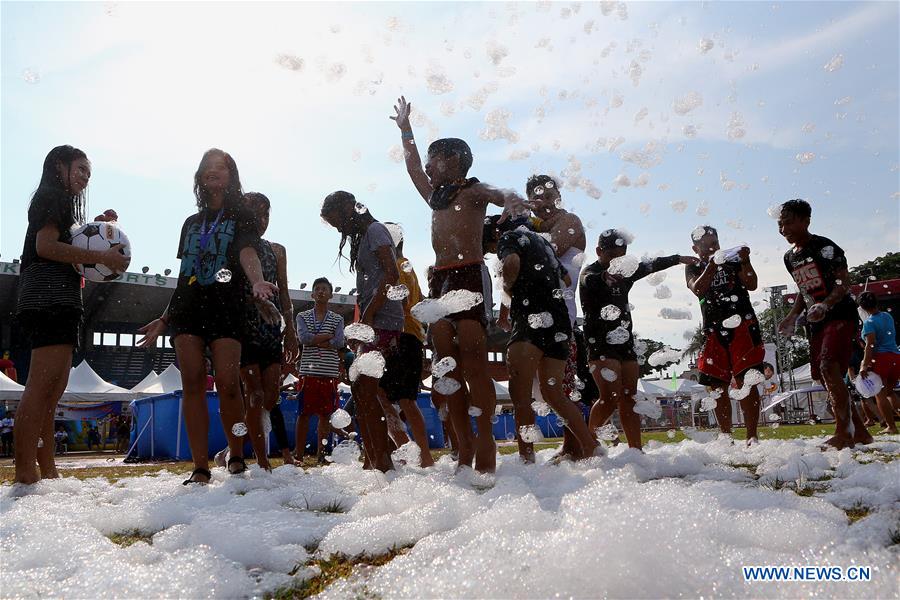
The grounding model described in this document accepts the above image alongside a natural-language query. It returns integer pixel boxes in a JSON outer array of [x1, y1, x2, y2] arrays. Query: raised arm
[[736, 247, 758, 291], [686, 259, 717, 297], [390, 96, 432, 201], [547, 213, 586, 257], [635, 254, 694, 284]]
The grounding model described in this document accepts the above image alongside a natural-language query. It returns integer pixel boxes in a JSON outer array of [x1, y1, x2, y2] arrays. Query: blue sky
[[2, 1, 898, 349]]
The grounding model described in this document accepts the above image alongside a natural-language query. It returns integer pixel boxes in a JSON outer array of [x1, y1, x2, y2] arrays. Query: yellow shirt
[[397, 258, 426, 342]]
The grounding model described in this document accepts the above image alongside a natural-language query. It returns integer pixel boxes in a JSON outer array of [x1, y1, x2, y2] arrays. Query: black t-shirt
[[783, 235, 857, 331], [17, 192, 82, 313], [166, 206, 258, 326], [580, 255, 681, 346], [685, 260, 757, 336], [497, 229, 570, 333]]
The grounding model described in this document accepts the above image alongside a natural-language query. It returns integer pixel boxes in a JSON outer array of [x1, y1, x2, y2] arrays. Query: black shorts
[[240, 342, 282, 370], [586, 339, 637, 363], [428, 261, 488, 326], [170, 312, 243, 346], [17, 308, 81, 349], [509, 319, 571, 362], [380, 333, 424, 403]]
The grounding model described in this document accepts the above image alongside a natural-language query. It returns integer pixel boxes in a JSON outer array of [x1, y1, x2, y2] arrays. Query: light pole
[[765, 284, 795, 393]]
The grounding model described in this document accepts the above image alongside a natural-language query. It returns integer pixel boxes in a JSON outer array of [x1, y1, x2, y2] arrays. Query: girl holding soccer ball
[[138, 149, 277, 484], [14, 145, 128, 485]]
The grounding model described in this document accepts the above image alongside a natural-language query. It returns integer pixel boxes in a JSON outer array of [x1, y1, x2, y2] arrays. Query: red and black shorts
[[698, 319, 765, 386], [428, 261, 487, 326], [299, 376, 339, 417], [808, 319, 856, 382]]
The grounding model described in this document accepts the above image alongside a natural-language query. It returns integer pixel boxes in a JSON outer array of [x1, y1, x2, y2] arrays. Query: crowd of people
[[9, 96, 899, 486]]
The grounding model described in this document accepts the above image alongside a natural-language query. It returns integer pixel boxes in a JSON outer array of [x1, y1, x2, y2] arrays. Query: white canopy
[[0, 372, 25, 401], [420, 376, 511, 401], [789, 363, 814, 387], [283, 373, 299, 386], [639, 378, 706, 398], [157, 364, 183, 393], [67, 361, 130, 394], [130, 371, 161, 393]]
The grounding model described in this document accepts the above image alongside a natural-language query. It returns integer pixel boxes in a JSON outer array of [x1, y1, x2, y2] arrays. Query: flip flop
[[182, 468, 212, 485]]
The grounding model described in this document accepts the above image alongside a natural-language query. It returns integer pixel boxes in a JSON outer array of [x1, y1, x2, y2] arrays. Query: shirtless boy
[[391, 96, 523, 472]]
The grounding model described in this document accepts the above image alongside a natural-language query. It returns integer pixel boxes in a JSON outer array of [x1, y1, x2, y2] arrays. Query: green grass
[[271, 546, 411, 599], [107, 530, 155, 547]]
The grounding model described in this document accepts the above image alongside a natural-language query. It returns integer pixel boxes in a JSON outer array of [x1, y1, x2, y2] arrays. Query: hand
[[737, 247, 751, 263], [283, 331, 299, 365], [498, 190, 529, 223], [498, 312, 511, 332], [256, 299, 282, 327], [100, 244, 130, 273], [252, 280, 278, 300], [390, 96, 412, 130], [137, 318, 167, 347], [679, 256, 701, 266], [806, 303, 828, 323], [777, 315, 797, 337], [602, 271, 623, 286]]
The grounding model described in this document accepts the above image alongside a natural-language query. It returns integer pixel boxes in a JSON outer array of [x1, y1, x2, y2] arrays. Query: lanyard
[[191, 208, 225, 284], [310, 311, 329, 335]]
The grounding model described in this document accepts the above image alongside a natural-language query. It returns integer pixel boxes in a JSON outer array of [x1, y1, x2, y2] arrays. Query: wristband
[[401, 130, 414, 140]]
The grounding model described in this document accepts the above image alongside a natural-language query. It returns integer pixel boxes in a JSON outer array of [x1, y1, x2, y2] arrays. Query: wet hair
[[780, 199, 811, 219], [30, 145, 89, 230], [193, 148, 244, 211], [598, 228, 632, 251], [312, 276, 333, 293], [762, 362, 774, 372], [690, 225, 718, 242], [526, 174, 559, 197], [857, 291, 878, 312], [427, 138, 473, 176], [243, 191, 270, 212], [321, 190, 368, 272]]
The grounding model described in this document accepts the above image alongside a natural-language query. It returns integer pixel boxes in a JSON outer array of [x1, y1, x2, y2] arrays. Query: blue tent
[[128, 391, 445, 461]]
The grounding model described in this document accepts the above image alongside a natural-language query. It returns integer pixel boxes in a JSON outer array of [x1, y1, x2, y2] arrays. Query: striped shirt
[[296, 309, 345, 378]]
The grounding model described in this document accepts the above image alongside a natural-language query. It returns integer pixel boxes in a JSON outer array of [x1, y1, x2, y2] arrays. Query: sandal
[[227, 455, 248, 475], [182, 468, 212, 485]]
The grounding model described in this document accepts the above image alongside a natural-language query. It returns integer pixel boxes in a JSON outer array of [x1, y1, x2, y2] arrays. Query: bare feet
[[821, 434, 854, 451], [853, 429, 874, 445], [281, 450, 295, 466]]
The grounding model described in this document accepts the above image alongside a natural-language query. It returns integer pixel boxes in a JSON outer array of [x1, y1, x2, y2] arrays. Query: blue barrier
[[129, 391, 445, 460]]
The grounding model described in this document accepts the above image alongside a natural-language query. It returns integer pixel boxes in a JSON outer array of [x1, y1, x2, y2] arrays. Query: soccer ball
[[70, 222, 132, 282]]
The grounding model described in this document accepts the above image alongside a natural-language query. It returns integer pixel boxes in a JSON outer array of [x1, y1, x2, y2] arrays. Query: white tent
[[130, 371, 161, 394], [60, 361, 136, 402], [420, 376, 511, 401], [639, 378, 706, 398], [156, 364, 183, 393], [0, 371, 25, 401], [789, 363, 814, 387], [283, 373, 299, 387]]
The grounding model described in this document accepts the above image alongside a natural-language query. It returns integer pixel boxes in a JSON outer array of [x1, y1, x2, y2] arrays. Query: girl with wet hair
[[321, 191, 403, 472], [14, 146, 129, 484], [138, 149, 277, 484]]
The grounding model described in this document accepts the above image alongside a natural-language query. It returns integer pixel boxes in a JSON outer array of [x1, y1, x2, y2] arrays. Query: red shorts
[[872, 352, 900, 385], [698, 320, 765, 385], [299, 376, 339, 416], [809, 320, 855, 382]]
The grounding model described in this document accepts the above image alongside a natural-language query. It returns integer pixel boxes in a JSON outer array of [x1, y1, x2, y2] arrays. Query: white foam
[[608, 255, 640, 278], [349, 351, 385, 382]]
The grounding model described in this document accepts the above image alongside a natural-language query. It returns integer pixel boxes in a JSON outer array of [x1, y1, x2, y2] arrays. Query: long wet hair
[[29, 145, 88, 229], [321, 190, 370, 272], [193, 148, 244, 211]]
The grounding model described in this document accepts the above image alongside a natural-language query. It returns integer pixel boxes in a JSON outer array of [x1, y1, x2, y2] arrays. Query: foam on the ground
[[1, 436, 897, 599]]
